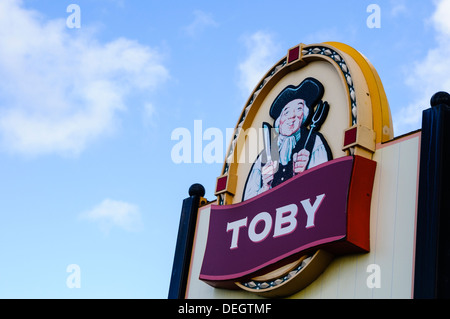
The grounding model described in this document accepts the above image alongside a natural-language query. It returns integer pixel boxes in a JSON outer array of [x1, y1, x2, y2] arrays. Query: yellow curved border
[[325, 42, 394, 143]]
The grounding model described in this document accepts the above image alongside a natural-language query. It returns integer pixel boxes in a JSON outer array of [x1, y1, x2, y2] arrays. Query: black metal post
[[168, 184, 205, 299], [414, 91, 450, 298]]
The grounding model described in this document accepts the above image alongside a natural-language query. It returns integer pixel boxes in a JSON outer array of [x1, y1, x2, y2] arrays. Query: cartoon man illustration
[[243, 77, 332, 201]]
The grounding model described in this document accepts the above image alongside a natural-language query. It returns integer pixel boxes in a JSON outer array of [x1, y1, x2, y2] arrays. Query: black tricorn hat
[[269, 77, 324, 121]]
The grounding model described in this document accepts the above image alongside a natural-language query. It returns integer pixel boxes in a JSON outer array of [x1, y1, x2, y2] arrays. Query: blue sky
[[0, 0, 448, 298]]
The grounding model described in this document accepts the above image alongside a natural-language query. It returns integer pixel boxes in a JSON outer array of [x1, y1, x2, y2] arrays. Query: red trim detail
[[346, 155, 377, 252], [288, 46, 300, 63], [216, 175, 228, 193], [344, 126, 358, 147]]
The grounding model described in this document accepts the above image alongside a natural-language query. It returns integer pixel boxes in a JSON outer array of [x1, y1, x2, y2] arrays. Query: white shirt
[[243, 134, 329, 201]]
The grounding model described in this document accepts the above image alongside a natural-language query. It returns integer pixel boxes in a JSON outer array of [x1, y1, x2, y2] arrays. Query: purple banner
[[200, 157, 355, 282]]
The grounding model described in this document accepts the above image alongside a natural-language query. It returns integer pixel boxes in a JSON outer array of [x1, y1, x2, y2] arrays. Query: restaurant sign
[[199, 42, 392, 297]]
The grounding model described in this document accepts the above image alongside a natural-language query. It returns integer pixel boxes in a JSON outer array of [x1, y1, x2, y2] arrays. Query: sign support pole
[[168, 184, 205, 299], [414, 91, 450, 298]]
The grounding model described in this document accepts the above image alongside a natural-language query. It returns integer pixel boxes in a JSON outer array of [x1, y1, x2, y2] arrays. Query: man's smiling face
[[278, 99, 306, 136]]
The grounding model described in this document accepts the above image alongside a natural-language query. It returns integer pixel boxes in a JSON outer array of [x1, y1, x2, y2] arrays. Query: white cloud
[[79, 199, 143, 234], [390, 0, 408, 17], [394, 0, 450, 135], [183, 10, 218, 37], [0, 0, 169, 156], [432, 0, 450, 36], [238, 31, 282, 96]]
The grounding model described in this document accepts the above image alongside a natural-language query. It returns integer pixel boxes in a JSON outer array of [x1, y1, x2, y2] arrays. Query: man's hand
[[261, 160, 277, 191], [293, 149, 310, 174]]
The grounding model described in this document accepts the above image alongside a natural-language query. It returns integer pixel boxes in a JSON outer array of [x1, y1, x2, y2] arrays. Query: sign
[[199, 42, 392, 297], [201, 156, 375, 286]]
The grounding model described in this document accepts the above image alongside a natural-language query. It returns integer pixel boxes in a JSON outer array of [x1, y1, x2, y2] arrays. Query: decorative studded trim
[[240, 256, 312, 292], [301, 46, 357, 126]]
